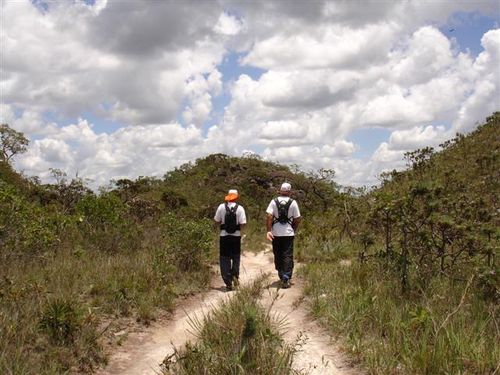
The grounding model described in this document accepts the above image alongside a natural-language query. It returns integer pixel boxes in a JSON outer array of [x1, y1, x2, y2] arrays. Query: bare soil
[[95, 248, 361, 375]]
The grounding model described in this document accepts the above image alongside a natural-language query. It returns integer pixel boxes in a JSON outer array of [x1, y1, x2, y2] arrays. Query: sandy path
[[96, 248, 360, 375]]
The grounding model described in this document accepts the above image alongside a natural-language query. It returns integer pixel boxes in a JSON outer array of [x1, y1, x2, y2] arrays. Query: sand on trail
[[96, 248, 360, 375]]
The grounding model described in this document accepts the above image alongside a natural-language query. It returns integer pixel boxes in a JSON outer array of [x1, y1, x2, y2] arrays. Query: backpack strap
[[220, 202, 240, 231], [272, 198, 294, 226], [223, 202, 238, 211], [272, 198, 280, 224]]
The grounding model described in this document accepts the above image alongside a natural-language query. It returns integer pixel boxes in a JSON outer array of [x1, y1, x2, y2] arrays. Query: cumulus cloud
[[388, 125, 450, 151], [214, 12, 245, 36], [260, 120, 309, 143], [15, 118, 207, 187], [243, 23, 396, 70], [2, 0, 499, 188], [453, 29, 500, 132], [2, 0, 226, 125]]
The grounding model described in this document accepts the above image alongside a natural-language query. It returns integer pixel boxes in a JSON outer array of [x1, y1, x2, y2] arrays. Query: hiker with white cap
[[266, 182, 301, 289], [214, 189, 247, 291]]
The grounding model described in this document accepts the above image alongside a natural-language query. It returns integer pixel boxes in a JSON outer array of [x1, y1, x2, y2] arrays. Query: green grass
[[161, 276, 304, 375], [0, 237, 212, 374], [301, 242, 500, 375]]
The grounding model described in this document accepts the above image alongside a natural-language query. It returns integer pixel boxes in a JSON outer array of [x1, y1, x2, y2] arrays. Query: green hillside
[[118, 153, 338, 247], [0, 145, 338, 373], [0, 162, 216, 372], [0, 113, 498, 374], [302, 112, 499, 374]]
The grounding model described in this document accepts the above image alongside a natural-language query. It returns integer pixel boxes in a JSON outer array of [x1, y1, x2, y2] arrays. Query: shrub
[[76, 193, 141, 253], [39, 298, 82, 345], [0, 182, 60, 258], [159, 213, 214, 272]]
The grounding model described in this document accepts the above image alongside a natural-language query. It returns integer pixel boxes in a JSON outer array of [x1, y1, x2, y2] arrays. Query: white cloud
[[214, 12, 244, 36], [260, 120, 308, 141], [3, 1, 499, 188], [453, 29, 500, 132], [321, 140, 357, 158], [15, 118, 206, 188], [243, 23, 396, 70], [36, 139, 73, 164], [391, 26, 454, 85], [388, 125, 450, 151], [2, 0, 226, 125]]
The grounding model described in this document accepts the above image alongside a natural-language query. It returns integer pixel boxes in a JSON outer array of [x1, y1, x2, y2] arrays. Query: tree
[[0, 124, 29, 163]]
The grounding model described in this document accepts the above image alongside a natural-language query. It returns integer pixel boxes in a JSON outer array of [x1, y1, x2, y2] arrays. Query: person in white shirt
[[214, 189, 247, 291], [266, 182, 301, 288]]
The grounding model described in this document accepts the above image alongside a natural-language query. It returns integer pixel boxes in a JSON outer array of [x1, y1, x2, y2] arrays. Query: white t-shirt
[[266, 196, 301, 237], [214, 202, 247, 237]]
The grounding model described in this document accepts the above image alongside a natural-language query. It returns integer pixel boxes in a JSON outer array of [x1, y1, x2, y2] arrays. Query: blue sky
[[2, 0, 499, 188], [440, 11, 499, 56]]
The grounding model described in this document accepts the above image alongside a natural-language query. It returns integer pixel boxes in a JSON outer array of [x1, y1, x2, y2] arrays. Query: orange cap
[[224, 189, 239, 201]]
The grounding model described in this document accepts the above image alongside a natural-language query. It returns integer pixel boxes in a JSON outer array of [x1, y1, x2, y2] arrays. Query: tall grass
[[0, 216, 214, 374], [161, 276, 303, 375], [301, 240, 499, 375]]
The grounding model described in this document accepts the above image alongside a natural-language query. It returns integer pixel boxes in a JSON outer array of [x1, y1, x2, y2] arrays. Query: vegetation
[[161, 276, 302, 375], [1, 112, 498, 374], [0, 143, 214, 372], [0, 123, 29, 163], [0, 124, 335, 373], [300, 112, 499, 374]]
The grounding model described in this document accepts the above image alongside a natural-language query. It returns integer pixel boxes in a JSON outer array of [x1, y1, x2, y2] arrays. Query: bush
[[0, 182, 60, 258], [159, 213, 214, 272], [39, 298, 82, 345], [76, 193, 141, 253]]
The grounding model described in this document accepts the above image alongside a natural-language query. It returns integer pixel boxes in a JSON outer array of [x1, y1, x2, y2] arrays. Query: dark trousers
[[272, 236, 294, 281], [219, 235, 241, 286]]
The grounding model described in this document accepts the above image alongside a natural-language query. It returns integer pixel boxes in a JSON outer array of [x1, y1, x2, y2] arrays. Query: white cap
[[280, 182, 291, 192], [225, 189, 239, 201]]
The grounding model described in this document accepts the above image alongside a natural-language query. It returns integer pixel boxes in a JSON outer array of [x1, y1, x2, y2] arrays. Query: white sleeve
[[214, 204, 224, 222], [290, 201, 301, 218], [238, 206, 247, 224], [266, 200, 275, 215]]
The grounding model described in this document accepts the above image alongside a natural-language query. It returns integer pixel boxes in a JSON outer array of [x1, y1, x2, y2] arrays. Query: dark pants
[[219, 235, 241, 286], [272, 236, 294, 281]]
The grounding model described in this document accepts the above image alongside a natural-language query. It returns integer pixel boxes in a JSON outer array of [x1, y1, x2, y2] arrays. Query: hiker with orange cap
[[214, 189, 247, 291], [266, 182, 301, 289]]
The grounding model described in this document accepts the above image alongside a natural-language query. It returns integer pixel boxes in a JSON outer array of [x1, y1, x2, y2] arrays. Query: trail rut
[[96, 248, 360, 375]]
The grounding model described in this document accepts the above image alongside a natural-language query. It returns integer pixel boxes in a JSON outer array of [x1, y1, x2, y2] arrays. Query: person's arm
[[214, 218, 222, 232], [292, 216, 301, 232], [266, 213, 274, 241], [238, 207, 247, 233], [214, 205, 222, 230], [290, 201, 301, 233]]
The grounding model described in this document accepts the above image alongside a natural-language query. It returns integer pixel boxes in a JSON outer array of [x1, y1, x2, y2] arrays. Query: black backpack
[[273, 198, 293, 226], [221, 202, 240, 233]]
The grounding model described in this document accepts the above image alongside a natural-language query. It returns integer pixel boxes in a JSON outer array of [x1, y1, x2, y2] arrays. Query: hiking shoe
[[281, 279, 291, 289], [225, 284, 233, 291], [232, 276, 240, 288]]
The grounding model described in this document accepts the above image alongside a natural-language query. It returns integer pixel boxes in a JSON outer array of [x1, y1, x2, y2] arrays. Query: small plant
[[477, 267, 499, 302], [161, 277, 300, 375], [39, 298, 82, 345]]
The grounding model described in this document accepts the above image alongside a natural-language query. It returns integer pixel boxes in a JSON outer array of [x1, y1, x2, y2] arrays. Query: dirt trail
[[96, 248, 360, 375]]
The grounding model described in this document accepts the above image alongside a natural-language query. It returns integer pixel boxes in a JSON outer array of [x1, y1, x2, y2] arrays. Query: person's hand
[[266, 231, 274, 241]]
